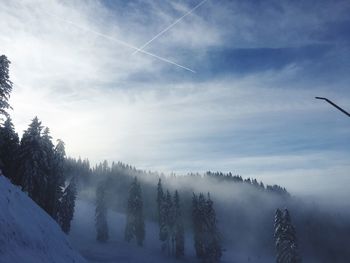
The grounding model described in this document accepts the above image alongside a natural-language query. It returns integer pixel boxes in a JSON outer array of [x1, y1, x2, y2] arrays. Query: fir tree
[[157, 178, 168, 250], [58, 177, 77, 233], [174, 190, 185, 259], [274, 208, 301, 263], [0, 55, 13, 119], [17, 117, 46, 205], [95, 180, 109, 242], [0, 117, 19, 181], [193, 193, 222, 262], [165, 190, 175, 255], [125, 177, 145, 246], [204, 194, 222, 263]]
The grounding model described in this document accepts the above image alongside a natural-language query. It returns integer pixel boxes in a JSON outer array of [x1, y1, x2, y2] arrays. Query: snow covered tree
[[49, 139, 66, 219], [125, 177, 145, 246], [95, 180, 109, 242], [274, 208, 301, 263], [0, 55, 13, 119], [58, 177, 77, 233], [0, 117, 19, 181], [174, 190, 185, 259], [17, 117, 46, 205]]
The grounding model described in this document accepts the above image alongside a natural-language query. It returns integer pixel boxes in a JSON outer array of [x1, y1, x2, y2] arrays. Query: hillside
[[0, 174, 86, 263]]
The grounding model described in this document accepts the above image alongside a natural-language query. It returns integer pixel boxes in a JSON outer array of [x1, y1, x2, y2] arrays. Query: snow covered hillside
[[69, 200, 273, 263], [0, 175, 86, 263], [69, 199, 198, 263]]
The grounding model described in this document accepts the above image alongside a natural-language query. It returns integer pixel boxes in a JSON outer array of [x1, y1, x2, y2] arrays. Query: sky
[[1, 0, 350, 200]]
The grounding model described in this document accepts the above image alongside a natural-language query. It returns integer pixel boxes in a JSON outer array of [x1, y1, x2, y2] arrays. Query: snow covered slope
[[69, 200, 197, 263], [0, 175, 86, 263]]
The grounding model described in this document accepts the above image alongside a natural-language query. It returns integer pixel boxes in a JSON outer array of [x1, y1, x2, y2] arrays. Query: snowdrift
[[0, 175, 86, 263]]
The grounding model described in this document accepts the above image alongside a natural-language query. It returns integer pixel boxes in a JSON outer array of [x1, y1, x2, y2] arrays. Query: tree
[[165, 190, 175, 255], [274, 208, 301, 263], [157, 178, 168, 250], [174, 190, 185, 259], [204, 194, 222, 263], [0, 117, 19, 181], [95, 180, 109, 242], [125, 177, 145, 246], [58, 177, 77, 233], [17, 117, 46, 204], [193, 193, 222, 262], [0, 55, 13, 119]]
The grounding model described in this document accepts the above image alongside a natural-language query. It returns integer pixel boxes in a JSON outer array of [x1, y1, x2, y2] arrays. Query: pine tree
[[58, 177, 77, 233], [274, 208, 301, 263], [0, 117, 19, 181], [193, 193, 205, 259], [125, 177, 145, 246], [0, 55, 13, 119], [50, 139, 66, 219], [174, 190, 185, 259], [193, 193, 222, 262], [17, 117, 46, 205], [204, 194, 222, 263], [157, 178, 168, 250], [165, 190, 175, 255], [95, 180, 109, 242]]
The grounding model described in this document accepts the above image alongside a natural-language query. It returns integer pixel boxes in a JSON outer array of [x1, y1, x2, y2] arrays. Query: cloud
[[1, 0, 350, 200]]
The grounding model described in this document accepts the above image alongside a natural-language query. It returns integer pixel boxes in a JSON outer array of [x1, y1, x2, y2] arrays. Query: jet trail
[[132, 0, 208, 55], [45, 12, 195, 73]]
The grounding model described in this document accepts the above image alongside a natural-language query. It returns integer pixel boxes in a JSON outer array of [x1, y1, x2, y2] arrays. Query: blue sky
[[1, 0, 350, 200]]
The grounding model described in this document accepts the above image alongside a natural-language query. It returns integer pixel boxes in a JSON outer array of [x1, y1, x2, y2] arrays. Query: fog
[[65, 159, 350, 263]]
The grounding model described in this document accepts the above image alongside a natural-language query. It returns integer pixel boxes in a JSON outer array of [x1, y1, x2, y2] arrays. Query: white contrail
[[132, 0, 208, 55], [44, 11, 195, 73]]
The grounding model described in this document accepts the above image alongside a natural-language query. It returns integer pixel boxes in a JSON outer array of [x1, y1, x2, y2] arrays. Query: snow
[[0, 175, 86, 263], [69, 199, 197, 263], [69, 199, 276, 263]]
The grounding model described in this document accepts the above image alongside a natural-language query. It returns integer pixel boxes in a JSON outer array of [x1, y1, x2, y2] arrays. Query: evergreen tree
[[0, 117, 19, 181], [17, 117, 46, 205], [274, 208, 301, 263], [165, 190, 175, 255], [0, 55, 13, 119], [50, 139, 66, 219], [95, 180, 109, 242], [58, 177, 77, 233], [193, 193, 205, 259], [193, 193, 222, 262], [174, 190, 185, 259], [204, 194, 222, 263], [157, 178, 168, 250], [125, 177, 145, 246]]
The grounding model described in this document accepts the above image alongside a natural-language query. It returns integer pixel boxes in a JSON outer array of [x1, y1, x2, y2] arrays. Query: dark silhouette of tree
[[95, 180, 109, 242], [174, 190, 185, 259], [58, 177, 77, 233], [193, 193, 222, 262], [0, 117, 19, 181], [125, 177, 145, 246]]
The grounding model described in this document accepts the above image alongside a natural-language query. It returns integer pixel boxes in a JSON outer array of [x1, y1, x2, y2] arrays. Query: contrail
[[132, 0, 208, 55], [44, 11, 195, 73]]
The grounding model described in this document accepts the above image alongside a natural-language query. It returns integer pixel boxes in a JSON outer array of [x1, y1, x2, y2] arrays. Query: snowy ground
[[0, 175, 86, 263], [69, 199, 197, 263], [69, 200, 273, 263]]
